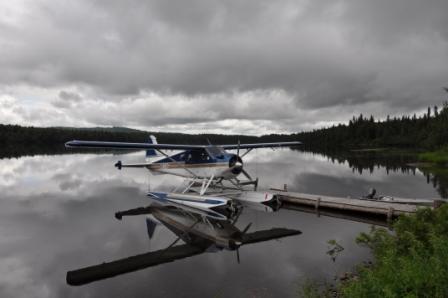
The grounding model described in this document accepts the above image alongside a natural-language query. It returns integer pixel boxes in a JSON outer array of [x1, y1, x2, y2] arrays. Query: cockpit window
[[186, 149, 211, 163], [205, 146, 225, 159]]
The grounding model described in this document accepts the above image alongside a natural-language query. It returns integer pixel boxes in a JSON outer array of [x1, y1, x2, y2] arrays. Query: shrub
[[341, 205, 448, 298]]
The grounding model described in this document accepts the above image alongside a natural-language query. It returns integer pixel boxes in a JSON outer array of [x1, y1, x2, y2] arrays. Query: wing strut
[[200, 175, 215, 195]]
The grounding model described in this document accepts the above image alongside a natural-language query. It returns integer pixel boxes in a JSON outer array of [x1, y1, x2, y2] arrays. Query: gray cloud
[[51, 90, 83, 109], [58, 91, 82, 102], [1, 0, 448, 132]]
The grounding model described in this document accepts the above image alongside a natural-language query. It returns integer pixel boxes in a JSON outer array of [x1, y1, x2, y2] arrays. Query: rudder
[[146, 135, 158, 159]]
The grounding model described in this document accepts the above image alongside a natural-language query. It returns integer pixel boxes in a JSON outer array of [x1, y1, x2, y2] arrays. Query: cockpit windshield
[[205, 146, 226, 159]]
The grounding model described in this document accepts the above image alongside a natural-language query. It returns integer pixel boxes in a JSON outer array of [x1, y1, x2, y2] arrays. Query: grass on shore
[[301, 204, 448, 297], [341, 204, 448, 297], [418, 148, 448, 165]]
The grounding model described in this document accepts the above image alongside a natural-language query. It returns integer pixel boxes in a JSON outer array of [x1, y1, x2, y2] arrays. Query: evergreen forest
[[1, 102, 447, 158]]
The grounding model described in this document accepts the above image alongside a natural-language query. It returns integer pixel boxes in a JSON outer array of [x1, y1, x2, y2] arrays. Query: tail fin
[[146, 217, 158, 239], [146, 135, 158, 160]]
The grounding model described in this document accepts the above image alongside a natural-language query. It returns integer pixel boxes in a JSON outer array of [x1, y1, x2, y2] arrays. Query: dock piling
[[315, 197, 321, 210], [387, 207, 394, 222]]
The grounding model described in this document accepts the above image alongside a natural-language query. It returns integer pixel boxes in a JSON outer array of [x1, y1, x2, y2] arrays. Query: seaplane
[[66, 199, 302, 286], [65, 136, 301, 215]]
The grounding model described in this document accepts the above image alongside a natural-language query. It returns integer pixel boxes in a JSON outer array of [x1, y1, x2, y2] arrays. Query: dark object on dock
[[360, 187, 439, 207], [364, 188, 376, 200]]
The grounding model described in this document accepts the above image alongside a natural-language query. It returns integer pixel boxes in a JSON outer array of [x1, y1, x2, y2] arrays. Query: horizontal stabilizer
[[115, 160, 151, 170], [115, 206, 154, 220]]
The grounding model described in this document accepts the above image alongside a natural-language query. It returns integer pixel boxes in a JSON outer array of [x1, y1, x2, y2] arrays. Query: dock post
[[314, 197, 321, 217], [387, 207, 394, 222], [283, 184, 288, 192], [315, 197, 321, 210]]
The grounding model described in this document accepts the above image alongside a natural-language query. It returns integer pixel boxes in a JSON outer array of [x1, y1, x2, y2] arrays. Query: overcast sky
[[1, 0, 448, 135]]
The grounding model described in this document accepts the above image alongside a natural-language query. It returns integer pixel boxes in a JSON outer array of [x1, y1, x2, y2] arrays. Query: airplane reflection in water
[[66, 198, 302, 286]]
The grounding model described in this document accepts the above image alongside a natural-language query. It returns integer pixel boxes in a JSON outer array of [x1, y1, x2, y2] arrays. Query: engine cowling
[[228, 154, 243, 175]]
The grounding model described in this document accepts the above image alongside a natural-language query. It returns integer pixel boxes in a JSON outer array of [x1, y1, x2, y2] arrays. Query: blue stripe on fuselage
[[147, 192, 225, 205], [148, 192, 168, 200]]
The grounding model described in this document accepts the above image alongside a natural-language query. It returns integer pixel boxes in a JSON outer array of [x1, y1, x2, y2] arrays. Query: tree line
[[0, 125, 294, 158], [293, 102, 448, 151], [1, 102, 447, 158]]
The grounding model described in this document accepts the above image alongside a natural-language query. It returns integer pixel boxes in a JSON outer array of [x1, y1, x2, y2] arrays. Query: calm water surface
[[0, 150, 444, 298]]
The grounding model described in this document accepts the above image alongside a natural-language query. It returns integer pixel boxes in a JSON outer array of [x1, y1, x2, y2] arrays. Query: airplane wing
[[65, 140, 205, 150], [66, 244, 204, 286], [221, 141, 301, 150], [65, 140, 301, 150]]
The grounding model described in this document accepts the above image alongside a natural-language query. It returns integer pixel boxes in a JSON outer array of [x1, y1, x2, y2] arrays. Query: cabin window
[[205, 146, 225, 159]]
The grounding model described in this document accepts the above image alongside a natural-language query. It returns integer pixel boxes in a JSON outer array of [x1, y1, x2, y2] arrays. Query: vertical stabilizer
[[146, 217, 158, 239], [146, 135, 158, 161]]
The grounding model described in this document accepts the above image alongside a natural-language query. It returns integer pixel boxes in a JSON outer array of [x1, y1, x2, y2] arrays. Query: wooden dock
[[281, 203, 391, 227], [272, 188, 440, 221]]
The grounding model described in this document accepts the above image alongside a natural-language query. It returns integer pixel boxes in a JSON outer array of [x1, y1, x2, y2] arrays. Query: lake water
[[0, 149, 445, 298]]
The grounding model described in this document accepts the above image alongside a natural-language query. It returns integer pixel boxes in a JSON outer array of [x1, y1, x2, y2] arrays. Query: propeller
[[234, 222, 252, 264], [229, 138, 243, 175]]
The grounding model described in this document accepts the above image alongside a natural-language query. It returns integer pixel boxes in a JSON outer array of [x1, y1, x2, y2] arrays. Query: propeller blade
[[241, 169, 253, 181]]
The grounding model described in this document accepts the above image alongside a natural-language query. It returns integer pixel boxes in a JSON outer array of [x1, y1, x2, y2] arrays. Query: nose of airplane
[[228, 239, 242, 250], [229, 154, 243, 175]]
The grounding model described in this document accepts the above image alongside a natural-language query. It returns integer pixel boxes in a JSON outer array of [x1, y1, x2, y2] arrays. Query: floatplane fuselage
[[124, 145, 244, 180], [65, 135, 301, 214], [66, 136, 300, 185]]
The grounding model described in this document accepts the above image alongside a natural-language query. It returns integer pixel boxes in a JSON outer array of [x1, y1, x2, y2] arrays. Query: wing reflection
[[66, 201, 301, 286]]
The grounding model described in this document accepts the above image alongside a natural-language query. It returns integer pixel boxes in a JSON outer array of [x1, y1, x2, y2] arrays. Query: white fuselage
[[146, 161, 237, 179]]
